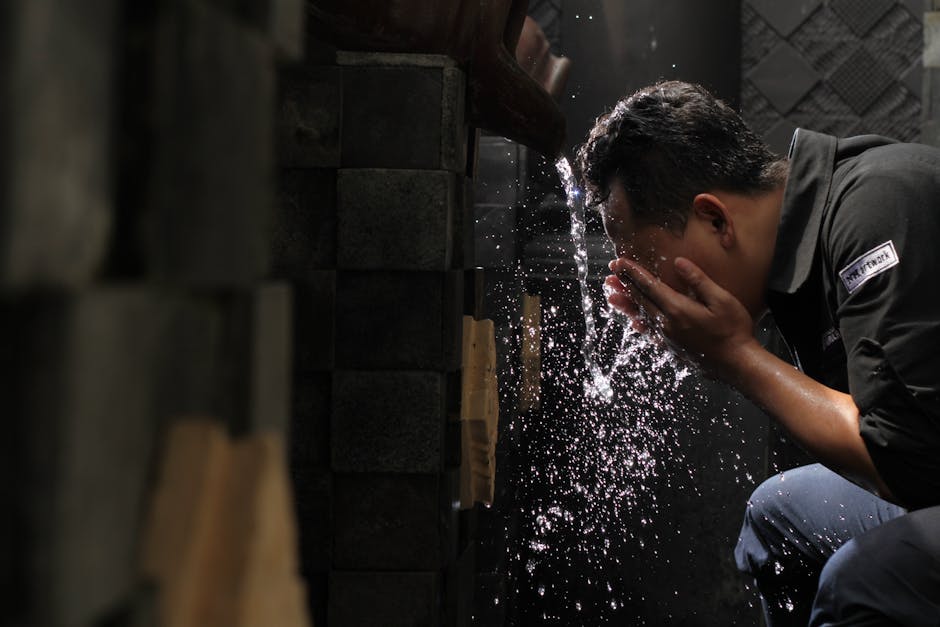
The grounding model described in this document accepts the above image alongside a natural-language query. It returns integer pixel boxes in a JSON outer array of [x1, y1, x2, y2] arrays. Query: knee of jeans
[[742, 474, 790, 536], [735, 475, 788, 574]]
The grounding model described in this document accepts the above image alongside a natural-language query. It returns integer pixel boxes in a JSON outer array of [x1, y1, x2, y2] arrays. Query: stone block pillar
[[276, 50, 478, 626]]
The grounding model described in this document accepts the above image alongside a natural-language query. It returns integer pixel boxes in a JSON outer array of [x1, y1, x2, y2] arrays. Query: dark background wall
[[561, 0, 741, 152]]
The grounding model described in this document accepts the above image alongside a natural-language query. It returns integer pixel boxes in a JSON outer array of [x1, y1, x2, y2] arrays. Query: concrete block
[[334, 270, 462, 370], [339, 53, 467, 172], [332, 473, 445, 570], [145, 0, 274, 286], [337, 169, 456, 271], [273, 169, 337, 275], [332, 371, 445, 473], [1, 0, 119, 287], [289, 372, 331, 469], [291, 271, 334, 373], [277, 67, 341, 167], [329, 571, 440, 627]]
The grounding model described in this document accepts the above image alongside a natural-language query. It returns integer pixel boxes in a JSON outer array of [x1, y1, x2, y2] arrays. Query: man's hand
[[606, 256, 757, 379], [607, 255, 897, 502]]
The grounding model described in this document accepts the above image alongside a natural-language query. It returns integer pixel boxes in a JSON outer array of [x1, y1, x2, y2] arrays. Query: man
[[578, 80, 940, 625]]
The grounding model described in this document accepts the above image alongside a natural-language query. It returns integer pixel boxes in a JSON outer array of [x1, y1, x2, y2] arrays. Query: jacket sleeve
[[826, 164, 940, 509]]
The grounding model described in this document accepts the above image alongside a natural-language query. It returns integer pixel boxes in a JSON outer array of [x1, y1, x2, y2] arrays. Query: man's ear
[[692, 193, 734, 248]]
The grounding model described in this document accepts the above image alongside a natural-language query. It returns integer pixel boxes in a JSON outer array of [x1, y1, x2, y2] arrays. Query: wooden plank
[[139, 420, 311, 627]]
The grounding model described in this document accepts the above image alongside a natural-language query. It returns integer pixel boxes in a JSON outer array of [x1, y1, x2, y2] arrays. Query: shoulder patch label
[[838, 240, 899, 294]]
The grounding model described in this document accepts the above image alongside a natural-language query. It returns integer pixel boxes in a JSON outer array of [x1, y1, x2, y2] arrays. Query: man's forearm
[[722, 339, 895, 501]]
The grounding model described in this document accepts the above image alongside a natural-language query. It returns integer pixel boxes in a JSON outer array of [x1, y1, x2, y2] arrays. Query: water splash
[[492, 158, 756, 622], [555, 156, 693, 401], [555, 156, 615, 401]]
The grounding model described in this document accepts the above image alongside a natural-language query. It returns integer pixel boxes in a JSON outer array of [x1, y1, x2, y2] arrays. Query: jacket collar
[[767, 128, 837, 295]]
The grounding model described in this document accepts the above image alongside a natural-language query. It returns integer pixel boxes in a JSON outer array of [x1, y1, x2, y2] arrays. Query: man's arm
[[610, 256, 896, 501]]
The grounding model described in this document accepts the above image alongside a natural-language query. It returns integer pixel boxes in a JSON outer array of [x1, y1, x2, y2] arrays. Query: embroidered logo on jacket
[[838, 241, 899, 294]]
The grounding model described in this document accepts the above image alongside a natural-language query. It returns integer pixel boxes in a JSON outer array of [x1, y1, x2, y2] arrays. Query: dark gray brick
[[329, 571, 440, 627], [332, 371, 445, 473], [277, 67, 341, 167], [335, 270, 462, 371], [339, 54, 467, 172], [0, 0, 119, 287], [333, 473, 446, 570], [145, 0, 274, 286], [273, 169, 337, 275], [337, 169, 457, 271]]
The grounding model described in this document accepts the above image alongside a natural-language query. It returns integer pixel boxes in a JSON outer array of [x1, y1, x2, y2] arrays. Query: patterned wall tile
[[862, 85, 922, 137], [830, 0, 896, 35], [749, 0, 822, 36], [864, 5, 923, 75], [747, 42, 820, 113], [742, 3, 785, 69], [742, 0, 924, 145], [789, 8, 857, 74], [788, 83, 862, 136], [740, 80, 785, 135], [829, 46, 895, 113]]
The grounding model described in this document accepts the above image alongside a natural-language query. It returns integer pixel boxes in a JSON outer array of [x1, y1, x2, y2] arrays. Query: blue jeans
[[735, 464, 940, 626]]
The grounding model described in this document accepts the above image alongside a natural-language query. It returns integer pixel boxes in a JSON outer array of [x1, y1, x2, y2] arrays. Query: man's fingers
[[605, 275, 641, 316], [614, 259, 687, 319], [673, 257, 726, 306]]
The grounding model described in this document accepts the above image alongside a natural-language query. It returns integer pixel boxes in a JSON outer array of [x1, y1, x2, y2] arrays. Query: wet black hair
[[576, 80, 787, 231]]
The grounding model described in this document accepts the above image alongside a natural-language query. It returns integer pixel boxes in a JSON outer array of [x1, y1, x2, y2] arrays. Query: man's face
[[600, 181, 706, 294]]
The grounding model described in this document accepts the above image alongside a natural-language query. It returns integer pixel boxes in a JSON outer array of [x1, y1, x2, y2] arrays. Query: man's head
[[577, 80, 787, 315]]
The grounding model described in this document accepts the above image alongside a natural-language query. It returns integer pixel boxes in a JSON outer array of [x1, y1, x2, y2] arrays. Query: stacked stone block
[[2, 0, 301, 625], [276, 50, 477, 626]]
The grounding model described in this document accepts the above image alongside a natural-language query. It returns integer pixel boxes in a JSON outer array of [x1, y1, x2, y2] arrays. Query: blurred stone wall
[[3, 2, 481, 626], [1, 1, 302, 625]]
